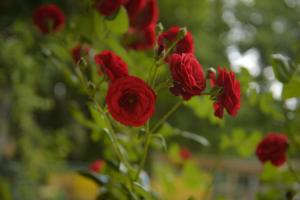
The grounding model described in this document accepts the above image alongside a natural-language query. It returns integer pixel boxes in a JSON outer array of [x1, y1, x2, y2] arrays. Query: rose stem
[[151, 100, 183, 133], [135, 100, 183, 180], [135, 121, 151, 180]]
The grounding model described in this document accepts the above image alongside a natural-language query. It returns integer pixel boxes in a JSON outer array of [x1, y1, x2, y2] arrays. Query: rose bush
[[24, 0, 300, 199]]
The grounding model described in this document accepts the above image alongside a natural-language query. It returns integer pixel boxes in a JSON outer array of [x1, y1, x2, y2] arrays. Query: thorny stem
[[75, 66, 134, 190], [135, 36, 183, 180], [95, 102, 134, 191], [148, 36, 182, 88], [135, 100, 183, 180]]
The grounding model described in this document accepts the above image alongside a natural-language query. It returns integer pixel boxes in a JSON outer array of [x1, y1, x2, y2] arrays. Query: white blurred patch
[[285, 0, 297, 8], [285, 98, 298, 110], [263, 66, 275, 80], [269, 80, 283, 100], [227, 45, 261, 76], [249, 82, 260, 93]]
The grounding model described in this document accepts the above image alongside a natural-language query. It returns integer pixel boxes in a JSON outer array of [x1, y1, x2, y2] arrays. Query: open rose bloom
[[256, 133, 289, 167], [33, 4, 65, 34]]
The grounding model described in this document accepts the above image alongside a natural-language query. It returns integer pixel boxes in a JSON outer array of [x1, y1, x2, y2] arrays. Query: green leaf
[[182, 161, 204, 188], [282, 75, 300, 99], [152, 134, 168, 151], [71, 105, 103, 132], [106, 6, 129, 35], [177, 130, 210, 146], [168, 143, 180, 162], [272, 54, 296, 83], [220, 129, 261, 158], [133, 182, 153, 200], [93, 12, 107, 40], [186, 96, 223, 125]]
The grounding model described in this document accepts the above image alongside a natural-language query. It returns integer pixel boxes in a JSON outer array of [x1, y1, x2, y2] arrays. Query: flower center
[[119, 92, 138, 110]]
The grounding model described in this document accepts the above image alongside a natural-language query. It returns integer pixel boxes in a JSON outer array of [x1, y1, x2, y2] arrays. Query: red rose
[[169, 53, 206, 100], [210, 67, 240, 118], [106, 76, 156, 127], [124, 25, 156, 50], [180, 147, 192, 160], [89, 160, 105, 173], [33, 4, 65, 34], [71, 44, 90, 64], [124, 0, 146, 20], [158, 26, 194, 57], [94, 0, 123, 16], [124, 0, 159, 30], [94, 50, 129, 81], [256, 133, 289, 167]]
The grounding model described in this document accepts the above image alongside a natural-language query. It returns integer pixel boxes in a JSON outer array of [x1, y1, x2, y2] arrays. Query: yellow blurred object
[[41, 172, 99, 200], [152, 175, 211, 200]]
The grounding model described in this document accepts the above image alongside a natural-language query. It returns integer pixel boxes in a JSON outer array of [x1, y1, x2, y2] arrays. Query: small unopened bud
[[78, 57, 88, 71], [206, 67, 216, 79], [156, 23, 164, 35], [177, 27, 187, 40], [87, 81, 96, 97]]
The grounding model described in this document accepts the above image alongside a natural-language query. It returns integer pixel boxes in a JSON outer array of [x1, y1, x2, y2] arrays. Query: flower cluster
[[32, 2, 241, 127], [92, 0, 158, 50], [123, 0, 158, 50], [156, 26, 240, 118]]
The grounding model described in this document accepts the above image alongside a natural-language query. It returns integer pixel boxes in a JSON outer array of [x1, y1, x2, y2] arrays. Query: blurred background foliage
[[0, 0, 300, 199]]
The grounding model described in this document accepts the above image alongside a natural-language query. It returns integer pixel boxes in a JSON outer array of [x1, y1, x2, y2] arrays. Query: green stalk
[[94, 101, 132, 171], [135, 121, 151, 180], [151, 100, 183, 133]]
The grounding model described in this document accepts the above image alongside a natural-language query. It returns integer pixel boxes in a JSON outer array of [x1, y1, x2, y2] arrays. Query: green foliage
[[282, 75, 300, 99], [220, 129, 261, 158], [105, 7, 129, 36], [272, 54, 296, 83]]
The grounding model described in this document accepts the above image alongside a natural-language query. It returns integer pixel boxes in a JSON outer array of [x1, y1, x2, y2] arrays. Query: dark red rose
[[169, 53, 206, 100], [94, 50, 129, 81], [209, 67, 240, 119], [89, 160, 105, 173], [125, 0, 158, 30], [124, 25, 156, 50], [33, 4, 65, 34], [71, 44, 90, 64], [124, 0, 146, 20], [158, 26, 194, 57], [106, 76, 156, 127], [180, 147, 192, 160], [256, 133, 289, 167], [94, 0, 123, 16]]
